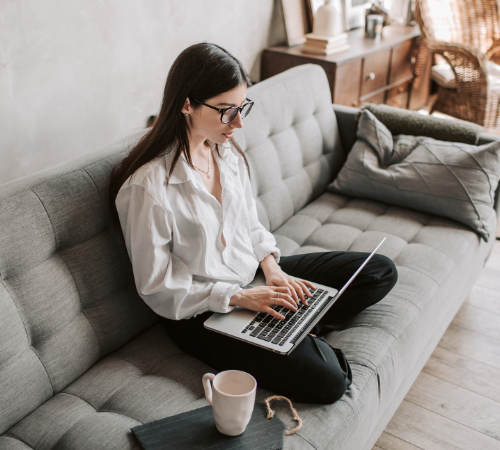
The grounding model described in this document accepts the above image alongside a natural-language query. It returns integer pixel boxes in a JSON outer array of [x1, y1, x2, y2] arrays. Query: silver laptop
[[204, 238, 386, 355]]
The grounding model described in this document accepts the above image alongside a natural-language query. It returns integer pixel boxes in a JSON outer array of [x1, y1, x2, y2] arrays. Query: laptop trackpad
[[205, 306, 256, 334]]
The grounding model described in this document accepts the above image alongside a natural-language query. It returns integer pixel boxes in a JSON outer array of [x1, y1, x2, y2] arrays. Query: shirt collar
[[166, 141, 238, 185]]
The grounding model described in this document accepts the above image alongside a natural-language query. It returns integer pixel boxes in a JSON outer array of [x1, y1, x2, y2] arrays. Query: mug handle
[[202, 373, 215, 405]]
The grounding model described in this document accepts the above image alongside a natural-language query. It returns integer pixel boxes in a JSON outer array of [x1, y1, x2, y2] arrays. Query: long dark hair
[[109, 43, 252, 224]]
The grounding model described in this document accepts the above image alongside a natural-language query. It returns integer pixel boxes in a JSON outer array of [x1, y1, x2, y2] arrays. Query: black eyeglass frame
[[191, 98, 254, 124]]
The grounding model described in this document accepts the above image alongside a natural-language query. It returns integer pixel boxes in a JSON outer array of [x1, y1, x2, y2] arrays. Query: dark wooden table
[[261, 25, 432, 111]]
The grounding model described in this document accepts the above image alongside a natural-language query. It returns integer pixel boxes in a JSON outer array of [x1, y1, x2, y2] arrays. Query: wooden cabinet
[[261, 26, 432, 111], [386, 80, 411, 109], [333, 60, 361, 107], [361, 49, 391, 97], [390, 39, 414, 84]]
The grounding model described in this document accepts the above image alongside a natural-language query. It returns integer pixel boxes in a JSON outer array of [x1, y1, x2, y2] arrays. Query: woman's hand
[[264, 266, 315, 307], [229, 286, 298, 320]]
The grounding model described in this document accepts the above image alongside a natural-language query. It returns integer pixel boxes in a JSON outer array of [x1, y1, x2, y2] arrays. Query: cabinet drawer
[[361, 49, 391, 97], [390, 39, 415, 84], [385, 80, 410, 109], [333, 59, 362, 107]]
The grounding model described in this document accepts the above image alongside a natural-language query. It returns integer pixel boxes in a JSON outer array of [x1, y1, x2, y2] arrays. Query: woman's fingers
[[271, 292, 296, 311], [271, 286, 294, 304], [264, 279, 319, 319], [273, 285, 292, 295], [266, 307, 285, 320], [288, 279, 313, 305], [267, 290, 296, 319], [297, 278, 316, 293], [271, 279, 316, 306], [268, 309, 287, 321], [259, 277, 320, 320], [290, 280, 305, 304], [266, 300, 294, 320], [276, 285, 299, 306]]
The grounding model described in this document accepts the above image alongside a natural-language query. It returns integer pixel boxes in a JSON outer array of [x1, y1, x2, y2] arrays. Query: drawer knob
[[366, 72, 376, 80], [410, 56, 417, 64], [398, 86, 404, 93], [352, 101, 358, 107]]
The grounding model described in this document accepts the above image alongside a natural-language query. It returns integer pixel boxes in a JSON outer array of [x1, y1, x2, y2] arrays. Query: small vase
[[313, 0, 345, 37]]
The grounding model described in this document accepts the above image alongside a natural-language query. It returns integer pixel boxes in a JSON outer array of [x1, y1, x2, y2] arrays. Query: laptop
[[204, 238, 386, 355]]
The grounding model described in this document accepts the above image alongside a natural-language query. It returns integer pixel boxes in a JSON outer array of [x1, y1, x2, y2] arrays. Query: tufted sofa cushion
[[0, 138, 159, 438], [234, 64, 345, 233], [269, 190, 494, 449]]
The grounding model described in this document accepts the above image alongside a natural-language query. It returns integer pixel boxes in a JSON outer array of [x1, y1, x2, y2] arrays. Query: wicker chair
[[414, 0, 500, 131]]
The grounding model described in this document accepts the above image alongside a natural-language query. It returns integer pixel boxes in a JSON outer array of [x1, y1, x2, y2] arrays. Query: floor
[[372, 233, 500, 449]]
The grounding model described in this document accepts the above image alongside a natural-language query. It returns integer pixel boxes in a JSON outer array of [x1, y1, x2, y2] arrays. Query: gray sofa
[[1, 64, 498, 450]]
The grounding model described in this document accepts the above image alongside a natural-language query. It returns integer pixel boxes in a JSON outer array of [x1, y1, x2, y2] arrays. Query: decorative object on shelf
[[365, 1, 392, 29], [314, 0, 345, 35], [302, 0, 351, 55], [387, 0, 415, 26], [306, 0, 371, 32], [305, 0, 327, 29], [365, 14, 384, 39], [344, 0, 372, 30], [281, 0, 310, 46], [302, 32, 350, 54]]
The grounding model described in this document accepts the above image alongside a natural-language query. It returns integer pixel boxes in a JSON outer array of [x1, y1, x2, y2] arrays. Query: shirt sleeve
[[238, 153, 281, 264], [116, 182, 240, 320]]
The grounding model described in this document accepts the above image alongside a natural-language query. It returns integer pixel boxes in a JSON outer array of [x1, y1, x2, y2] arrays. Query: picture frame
[[281, 0, 310, 46], [344, 0, 372, 30]]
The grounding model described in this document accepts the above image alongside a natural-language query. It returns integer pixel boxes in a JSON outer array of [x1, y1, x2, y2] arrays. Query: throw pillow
[[328, 110, 500, 241]]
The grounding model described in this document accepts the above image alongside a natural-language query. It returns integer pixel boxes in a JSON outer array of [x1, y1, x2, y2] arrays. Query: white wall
[[0, 0, 286, 184]]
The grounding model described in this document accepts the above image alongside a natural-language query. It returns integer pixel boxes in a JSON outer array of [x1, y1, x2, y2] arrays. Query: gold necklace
[[192, 148, 211, 179]]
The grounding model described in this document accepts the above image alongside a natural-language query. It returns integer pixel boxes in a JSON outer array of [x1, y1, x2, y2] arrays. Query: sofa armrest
[[332, 104, 359, 155], [495, 186, 500, 228]]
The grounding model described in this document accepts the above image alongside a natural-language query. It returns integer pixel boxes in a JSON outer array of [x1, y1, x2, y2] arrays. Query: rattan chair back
[[417, 0, 500, 55], [415, 0, 500, 130]]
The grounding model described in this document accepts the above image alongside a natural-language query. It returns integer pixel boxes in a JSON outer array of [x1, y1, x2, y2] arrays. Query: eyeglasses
[[192, 98, 254, 124]]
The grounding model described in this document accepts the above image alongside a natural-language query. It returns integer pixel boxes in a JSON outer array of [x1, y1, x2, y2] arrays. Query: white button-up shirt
[[116, 141, 281, 320]]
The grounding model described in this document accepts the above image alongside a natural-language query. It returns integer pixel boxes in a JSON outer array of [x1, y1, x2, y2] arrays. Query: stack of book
[[301, 32, 350, 55]]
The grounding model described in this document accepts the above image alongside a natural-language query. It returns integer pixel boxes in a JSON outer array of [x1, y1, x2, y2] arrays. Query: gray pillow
[[328, 110, 500, 241]]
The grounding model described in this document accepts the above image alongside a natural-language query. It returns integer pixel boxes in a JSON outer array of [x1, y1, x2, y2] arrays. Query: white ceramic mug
[[202, 370, 257, 436]]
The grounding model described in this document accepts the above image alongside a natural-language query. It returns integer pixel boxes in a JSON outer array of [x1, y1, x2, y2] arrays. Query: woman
[[109, 43, 398, 404]]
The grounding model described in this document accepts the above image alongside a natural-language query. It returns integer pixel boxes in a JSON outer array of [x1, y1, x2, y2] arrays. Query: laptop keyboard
[[240, 287, 330, 346]]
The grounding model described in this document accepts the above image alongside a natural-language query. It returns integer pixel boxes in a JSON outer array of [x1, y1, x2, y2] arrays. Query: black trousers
[[160, 251, 398, 405]]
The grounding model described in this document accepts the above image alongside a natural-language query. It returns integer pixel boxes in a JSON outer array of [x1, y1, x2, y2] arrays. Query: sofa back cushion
[[235, 64, 344, 232], [0, 140, 158, 434]]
